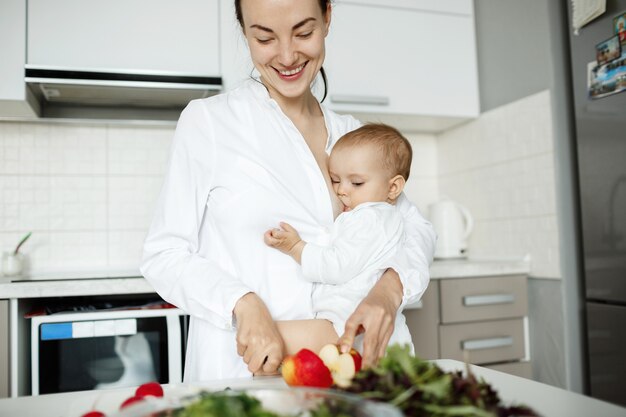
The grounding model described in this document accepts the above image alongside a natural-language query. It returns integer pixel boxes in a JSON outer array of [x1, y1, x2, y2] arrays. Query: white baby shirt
[[302, 201, 414, 350]]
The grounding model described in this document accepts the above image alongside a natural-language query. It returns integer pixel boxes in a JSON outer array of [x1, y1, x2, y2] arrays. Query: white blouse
[[141, 79, 436, 381]]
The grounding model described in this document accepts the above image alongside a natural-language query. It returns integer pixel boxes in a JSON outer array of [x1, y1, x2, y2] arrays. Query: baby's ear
[[387, 175, 406, 202]]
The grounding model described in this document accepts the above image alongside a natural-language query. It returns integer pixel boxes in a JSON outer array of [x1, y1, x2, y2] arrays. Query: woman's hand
[[233, 292, 285, 375], [337, 269, 403, 368]]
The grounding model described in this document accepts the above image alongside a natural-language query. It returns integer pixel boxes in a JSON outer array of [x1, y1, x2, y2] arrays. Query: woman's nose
[[278, 40, 297, 66]]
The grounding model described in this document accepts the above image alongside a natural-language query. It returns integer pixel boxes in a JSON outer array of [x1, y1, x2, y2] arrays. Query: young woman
[[141, 0, 435, 381]]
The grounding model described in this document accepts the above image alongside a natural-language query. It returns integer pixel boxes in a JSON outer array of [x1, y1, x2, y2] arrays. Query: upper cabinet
[[0, 0, 37, 118], [27, 0, 220, 75], [2, 0, 479, 130], [324, 0, 479, 131]]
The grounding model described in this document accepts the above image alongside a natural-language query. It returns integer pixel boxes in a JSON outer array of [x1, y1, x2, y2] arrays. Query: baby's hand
[[264, 222, 305, 263]]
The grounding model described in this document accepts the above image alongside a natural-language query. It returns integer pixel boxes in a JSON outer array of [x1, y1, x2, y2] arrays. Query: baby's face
[[329, 144, 393, 212]]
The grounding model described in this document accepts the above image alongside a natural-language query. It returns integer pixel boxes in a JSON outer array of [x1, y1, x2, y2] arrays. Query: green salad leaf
[[171, 391, 285, 417], [339, 344, 540, 417]]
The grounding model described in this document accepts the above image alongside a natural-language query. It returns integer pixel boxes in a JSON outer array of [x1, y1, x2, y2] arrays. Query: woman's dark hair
[[234, 0, 331, 102]]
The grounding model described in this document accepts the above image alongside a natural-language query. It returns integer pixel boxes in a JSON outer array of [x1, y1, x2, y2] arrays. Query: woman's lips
[[275, 62, 308, 81]]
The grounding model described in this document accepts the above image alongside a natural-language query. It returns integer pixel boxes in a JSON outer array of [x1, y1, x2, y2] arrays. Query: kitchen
[[1, 0, 625, 416]]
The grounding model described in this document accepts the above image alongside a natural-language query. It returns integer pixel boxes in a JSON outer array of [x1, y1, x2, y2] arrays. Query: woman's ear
[[324, 3, 332, 36], [387, 175, 406, 202]]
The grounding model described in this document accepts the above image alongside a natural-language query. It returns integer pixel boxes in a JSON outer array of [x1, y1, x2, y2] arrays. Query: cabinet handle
[[330, 95, 390, 106], [463, 294, 515, 307], [461, 336, 513, 351]]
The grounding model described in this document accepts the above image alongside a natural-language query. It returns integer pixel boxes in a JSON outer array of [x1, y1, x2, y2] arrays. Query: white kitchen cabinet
[[0, 0, 38, 118], [27, 0, 220, 76], [219, 0, 255, 92], [324, 0, 479, 131]]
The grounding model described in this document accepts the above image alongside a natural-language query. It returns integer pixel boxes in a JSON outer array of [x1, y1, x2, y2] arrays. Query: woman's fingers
[[237, 342, 246, 357], [233, 293, 286, 374], [340, 296, 396, 368], [262, 352, 282, 374], [248, 351, 266, 373], [246, 341, 283, 374], [338, 315, 364, 353], [378, 327, 394, 360]]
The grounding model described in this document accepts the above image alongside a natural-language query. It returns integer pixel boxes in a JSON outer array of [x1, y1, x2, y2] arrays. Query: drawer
[[405, 285, 439, 359], [484, 361, 533, 379], [439, 318, 525, 364], [440, 275, 527, 323]]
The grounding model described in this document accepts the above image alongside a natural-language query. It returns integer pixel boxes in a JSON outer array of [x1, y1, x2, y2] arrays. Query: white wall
[[403, 133, 439, 216]]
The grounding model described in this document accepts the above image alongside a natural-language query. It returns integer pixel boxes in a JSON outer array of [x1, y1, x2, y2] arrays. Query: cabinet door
[[0, 300, 8, 398], [404, 284, 439, 359], [324, 1, 479, 118], [27, 0, 219, 75]]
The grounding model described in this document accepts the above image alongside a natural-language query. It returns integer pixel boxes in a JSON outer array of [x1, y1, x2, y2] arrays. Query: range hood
[[25, 66, 223, 122]]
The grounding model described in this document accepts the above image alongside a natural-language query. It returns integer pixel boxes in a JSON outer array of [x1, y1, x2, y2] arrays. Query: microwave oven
[[30, 307, 187, 395]]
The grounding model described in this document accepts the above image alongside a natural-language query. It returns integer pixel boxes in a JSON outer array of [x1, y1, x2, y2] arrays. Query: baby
[[265, 123, 414, 354]]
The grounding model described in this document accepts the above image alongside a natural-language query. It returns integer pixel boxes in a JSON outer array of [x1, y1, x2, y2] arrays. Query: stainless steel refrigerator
[[566, 0, 626, 407]]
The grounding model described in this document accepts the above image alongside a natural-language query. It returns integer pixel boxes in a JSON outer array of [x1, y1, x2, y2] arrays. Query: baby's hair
[[334, 123, 413, 180]]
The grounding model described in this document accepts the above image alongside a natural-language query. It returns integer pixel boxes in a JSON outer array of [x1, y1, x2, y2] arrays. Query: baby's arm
[[276, 319, 339, 356], [264, 222, 306, 263]]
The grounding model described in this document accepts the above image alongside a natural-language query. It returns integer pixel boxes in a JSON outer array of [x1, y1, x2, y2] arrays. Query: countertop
[[429, 257, 530, 278], [0, 258, 530, 300], [0, 359, 622, 417]]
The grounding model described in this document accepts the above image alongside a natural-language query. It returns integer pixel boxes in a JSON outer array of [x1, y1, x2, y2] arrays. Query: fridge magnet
[[614, 12, 626, 45], [587, 52, 626, 99], [596, 35, 621, 65]]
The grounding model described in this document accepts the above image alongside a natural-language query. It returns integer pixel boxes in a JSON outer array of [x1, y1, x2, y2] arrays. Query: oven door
[[31, 309, 183, 395]]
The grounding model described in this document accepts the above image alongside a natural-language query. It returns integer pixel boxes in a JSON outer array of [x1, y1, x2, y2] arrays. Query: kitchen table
[[0, 359, 623, 417]]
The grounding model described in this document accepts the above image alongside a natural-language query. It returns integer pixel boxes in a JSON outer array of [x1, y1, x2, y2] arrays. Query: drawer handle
[[330, 95, 390, 106], [461, 336, 513, 351], [463, 294, 515, 306]]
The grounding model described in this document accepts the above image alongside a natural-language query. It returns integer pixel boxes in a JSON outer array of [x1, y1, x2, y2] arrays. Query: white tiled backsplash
[[0, 122, 174, 275], [437, 90, 562, 278], [0, 91, 559, 279]]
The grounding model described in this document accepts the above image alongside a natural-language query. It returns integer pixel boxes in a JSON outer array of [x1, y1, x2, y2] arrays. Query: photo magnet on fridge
[[614, 12, 626, 46], [587, 54, 626, 100], [596, 35, 621, 65]]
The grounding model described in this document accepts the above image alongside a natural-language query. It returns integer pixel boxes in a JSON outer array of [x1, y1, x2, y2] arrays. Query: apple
[[281, 348, 333, 388], [318, 344, 362, 388], [120, 395, 144, 410], [348, 347, 362, 373], [135, 381, 164, 398], [80, 412, 105, 417]]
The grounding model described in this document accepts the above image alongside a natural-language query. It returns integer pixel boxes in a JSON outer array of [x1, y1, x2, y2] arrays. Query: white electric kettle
[[428, 198, 474, 259]]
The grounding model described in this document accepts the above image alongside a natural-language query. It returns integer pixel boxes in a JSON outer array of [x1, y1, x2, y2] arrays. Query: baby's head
[[329, 123, 412, 212]]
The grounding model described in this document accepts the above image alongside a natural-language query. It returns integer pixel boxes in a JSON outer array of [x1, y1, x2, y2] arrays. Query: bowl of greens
[[110, 386, 403, 417]]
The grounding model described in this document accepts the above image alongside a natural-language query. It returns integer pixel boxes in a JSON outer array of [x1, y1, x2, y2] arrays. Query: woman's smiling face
[[240, 0, 331, 101]]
